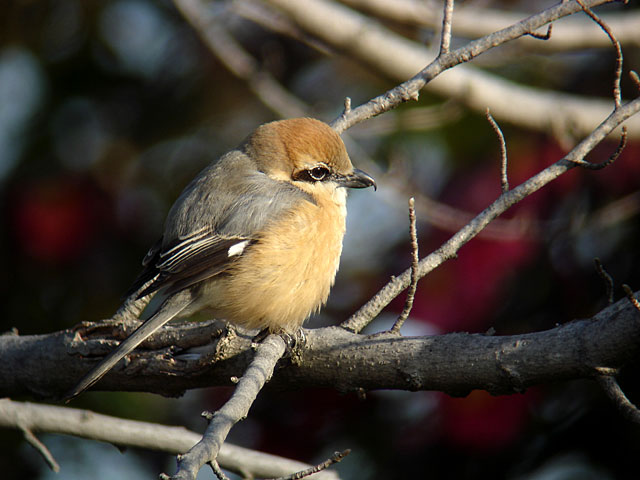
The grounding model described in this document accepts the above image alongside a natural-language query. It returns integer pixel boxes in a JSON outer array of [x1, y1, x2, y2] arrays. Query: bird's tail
[[64, 291, 193, 402]]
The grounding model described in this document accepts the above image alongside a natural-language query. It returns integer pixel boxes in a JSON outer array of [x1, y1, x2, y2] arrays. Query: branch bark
[[0, 399, 339, 479], [2, 291, 639, 398], [170, 334, 286, 479]]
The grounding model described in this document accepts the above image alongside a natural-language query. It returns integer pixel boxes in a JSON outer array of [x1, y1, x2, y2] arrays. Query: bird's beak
[[338, 168, 377, 190]]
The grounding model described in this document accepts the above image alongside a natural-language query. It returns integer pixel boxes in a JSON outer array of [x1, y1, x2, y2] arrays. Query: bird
[[65, 117, 375, 400]]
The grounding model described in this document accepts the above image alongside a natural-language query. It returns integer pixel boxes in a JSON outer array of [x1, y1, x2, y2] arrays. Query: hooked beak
[[338, 168, 377, 190]]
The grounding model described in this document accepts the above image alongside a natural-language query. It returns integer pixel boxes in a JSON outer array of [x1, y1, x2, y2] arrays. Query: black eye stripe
[[294, 166, 331, 182]]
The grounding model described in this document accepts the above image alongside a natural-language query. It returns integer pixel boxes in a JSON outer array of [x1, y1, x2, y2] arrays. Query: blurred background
[[1, 0, 639, 478]]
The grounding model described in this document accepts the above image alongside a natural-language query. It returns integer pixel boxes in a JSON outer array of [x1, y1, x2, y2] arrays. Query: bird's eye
[[308, 166, 329, 181]]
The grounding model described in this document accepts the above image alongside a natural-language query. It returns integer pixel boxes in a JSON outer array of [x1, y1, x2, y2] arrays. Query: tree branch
[[597, 376, 640, 425], [2, 290, 640, 398], [341, 95, 640, 334], [338, 0, 640, 51], [170, 334, 287, 480], [259, 0, 640, 138], [0, 398, 339, 479], [390, 198, 419, 334], [438, 0, 454, 56], [485, 108, 509, 193], [22, 427, 60, 472], [273, 450, 351, 480]]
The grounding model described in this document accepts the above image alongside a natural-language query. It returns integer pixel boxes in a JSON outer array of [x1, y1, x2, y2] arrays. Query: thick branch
[[2, 291, 639, 398]]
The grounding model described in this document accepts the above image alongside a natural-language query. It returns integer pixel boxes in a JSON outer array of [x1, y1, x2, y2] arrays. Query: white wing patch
[[227, 240, 250, 257]]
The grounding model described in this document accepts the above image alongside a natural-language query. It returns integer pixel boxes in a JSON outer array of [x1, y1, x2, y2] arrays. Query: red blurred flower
[[438, 389, 537, 452], [11, 177, 106, 263]]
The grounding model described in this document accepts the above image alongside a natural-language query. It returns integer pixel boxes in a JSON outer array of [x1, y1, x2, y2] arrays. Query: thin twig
[[272, 450, 351, 480], [344, 96, 352, 115], [568, 126, 627, 170], [597, 376, 640, 424], [336, 97, 353, 127], [22, 427, 60, 472], [594, 258, 614, 304], [390, 198, 419, 334], [594, 366, 619, 376], [170, 334, 287, 480], [438, 0, 455, 56], [622, 284, 640, 313], [210, 460, 231, 480], [575, 0, 623, 108], [485, 108, 509, 193]]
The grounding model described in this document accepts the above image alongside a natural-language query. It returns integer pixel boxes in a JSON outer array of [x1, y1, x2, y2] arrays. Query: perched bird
[[66, 117, 375, 400]]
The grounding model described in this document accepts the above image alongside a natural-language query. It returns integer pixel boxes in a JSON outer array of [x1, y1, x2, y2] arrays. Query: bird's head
[[245, 118, 376, 198]]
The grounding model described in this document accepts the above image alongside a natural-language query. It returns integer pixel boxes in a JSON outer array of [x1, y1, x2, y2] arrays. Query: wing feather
[[133, 229, 251, 298]]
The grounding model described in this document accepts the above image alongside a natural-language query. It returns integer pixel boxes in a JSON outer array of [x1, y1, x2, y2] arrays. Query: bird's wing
[[132, 228, 251, 298]]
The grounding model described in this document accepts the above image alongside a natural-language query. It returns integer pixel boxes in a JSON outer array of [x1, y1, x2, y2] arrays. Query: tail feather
[[64, 292, 192, 402]]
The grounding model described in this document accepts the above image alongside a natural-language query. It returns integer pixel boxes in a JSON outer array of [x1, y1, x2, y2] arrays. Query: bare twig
[[210, 460, 231, 480], [0, 400, 338, 479], [22, 427, 60, 472], [390, 198, 419, 334], [568, 126, 627, 170], [594, 366, 619, 376], [485, 108, 509, 193], [272, 450, 351, 480], [438, 0, 454, 56], [342, 96, 640, 334], [597, 376, 640, 424], [594, 258, 614, 304], [336, 97, 353, 128], [575, 0, 623, 108], [622, 284, 640, 313], [344, 96, 352, 115], [170, 334, 287, 480]]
